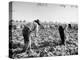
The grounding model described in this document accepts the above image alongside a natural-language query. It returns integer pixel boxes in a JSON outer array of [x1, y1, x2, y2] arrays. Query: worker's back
[[58, 25, 65, 45], [22, 26, 31, 51]]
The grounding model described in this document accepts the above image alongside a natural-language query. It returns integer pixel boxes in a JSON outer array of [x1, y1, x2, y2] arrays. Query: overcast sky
[[12, 1, 78, 23]]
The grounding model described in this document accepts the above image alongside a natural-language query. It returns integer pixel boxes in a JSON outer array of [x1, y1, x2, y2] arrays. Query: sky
[[11, 1, 78, 23]]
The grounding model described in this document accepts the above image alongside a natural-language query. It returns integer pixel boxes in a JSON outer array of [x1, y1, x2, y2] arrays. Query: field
[[9, 20, 78, 59]]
